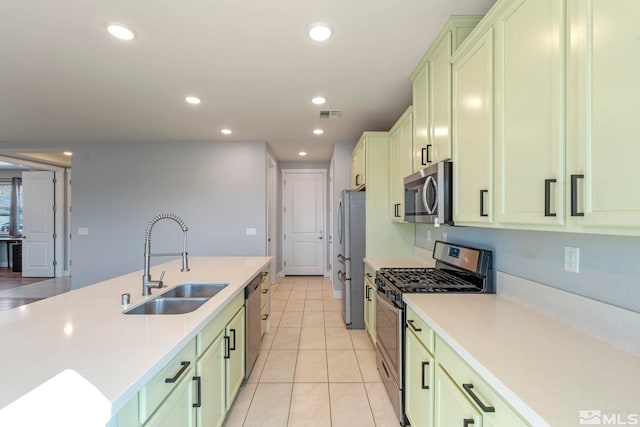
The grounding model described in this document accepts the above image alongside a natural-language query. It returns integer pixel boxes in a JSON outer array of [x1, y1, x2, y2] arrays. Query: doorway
[[281, 169, 327, 276]]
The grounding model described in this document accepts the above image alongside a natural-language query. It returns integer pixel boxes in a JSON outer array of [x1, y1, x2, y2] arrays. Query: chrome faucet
[[143, 213, 190, 296]]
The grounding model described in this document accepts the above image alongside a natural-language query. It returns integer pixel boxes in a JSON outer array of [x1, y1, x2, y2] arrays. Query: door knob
[[318, 236, 323, 240]]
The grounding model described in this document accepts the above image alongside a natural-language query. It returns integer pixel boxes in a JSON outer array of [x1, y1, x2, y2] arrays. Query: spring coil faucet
[[142, 213, 190, 296]]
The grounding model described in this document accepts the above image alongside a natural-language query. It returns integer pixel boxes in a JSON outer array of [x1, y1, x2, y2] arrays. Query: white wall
[[415, 225, 640, 313], [70, 141, 268, 287]]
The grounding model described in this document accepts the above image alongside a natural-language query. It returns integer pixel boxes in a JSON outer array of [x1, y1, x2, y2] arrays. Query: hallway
[[223, 276, 397, 427]]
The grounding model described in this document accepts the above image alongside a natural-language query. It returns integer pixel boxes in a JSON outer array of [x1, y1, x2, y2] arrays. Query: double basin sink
[[124, 282, 228, 315]]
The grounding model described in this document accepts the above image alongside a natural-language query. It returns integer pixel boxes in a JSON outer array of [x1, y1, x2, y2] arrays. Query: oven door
[[375, 289, 402, 384]]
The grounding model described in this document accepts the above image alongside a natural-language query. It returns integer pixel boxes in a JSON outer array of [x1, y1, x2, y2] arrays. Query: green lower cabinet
[[197, 332, 226, 427], [434, 365, 482, 427], [143, 366, 196, 427], [405, 329, 434, 427], [225, 307, 245, 410]]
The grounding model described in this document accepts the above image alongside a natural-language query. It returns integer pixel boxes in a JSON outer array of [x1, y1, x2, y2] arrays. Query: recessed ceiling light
[[298, 151, 308, 156], [313, 129, 324, 135], [63, 151, 73, 156], [220, 128, 232, 135], [312, 96, 327, 105], [309, 24, 332, 41], [106, 22, 135, 41], [185, 96, 201, 105]]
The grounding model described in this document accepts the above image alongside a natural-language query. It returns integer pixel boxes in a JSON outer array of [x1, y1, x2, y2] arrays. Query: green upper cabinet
[[410, 16, 482, 173], [566, 0, 640, 232], [351, 139, 366, 190], [389, 106, 413, 222], [494, 0, 565, 227], [452, 28, 495, 226]]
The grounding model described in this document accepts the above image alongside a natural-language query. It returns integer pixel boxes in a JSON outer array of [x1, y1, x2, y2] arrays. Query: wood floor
[[0, 268, 51, 310]]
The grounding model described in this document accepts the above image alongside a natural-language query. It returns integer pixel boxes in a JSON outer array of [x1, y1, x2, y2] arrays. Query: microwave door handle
[[422, 176, 438, 215]]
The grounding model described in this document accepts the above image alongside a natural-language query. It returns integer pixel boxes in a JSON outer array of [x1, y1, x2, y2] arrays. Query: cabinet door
[[226, 307, 245, 409], [197, 332, 226, 427], [494, 0, 565, 226], [412, 63, 431, 172], [399, 110, 414, 180], [143, 367, 196, 427], [364, 274, 376, 344], [452, 29, 494, 225], [389, 128, 402, 221], [434, 366, 481, 427], [405, 329, 434, 427], [352, 142, 366, 189], [430, 31, 453, 164], [567, 0, 640, 230]]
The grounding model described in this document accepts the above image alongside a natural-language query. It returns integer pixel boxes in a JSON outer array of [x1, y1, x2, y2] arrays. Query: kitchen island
[[0, 256, 271, 426]]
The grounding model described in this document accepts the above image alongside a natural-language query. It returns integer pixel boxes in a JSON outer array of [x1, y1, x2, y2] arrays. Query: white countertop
[[363, 256, 434, 271], [0, 256, 271, 419], [404, 293, 640, 427]]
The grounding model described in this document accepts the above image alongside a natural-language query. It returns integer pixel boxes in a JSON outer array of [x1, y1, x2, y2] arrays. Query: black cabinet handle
[[366, 273, 373, 278], [229, 328, 237, 351], [224, 336, 230, 359], [544, 179, 557, 217], [463, 419, 475, 427], [571, 174, 585, 216], [262, 289, 269, 294], [479, 190, 488, 217], [407, 319, 422, 332], [262, 313, 269, 321], [261, 271, 268, 278], [165, 361, 191, 383], [192, 376, 202, 408], [394, 203, 400, 218], [355, 174, 361, 186], [365, 285, 371, 301], [421, 145, 432, 165], [463, 384, 495, 413], [421, 361, 430, 390]]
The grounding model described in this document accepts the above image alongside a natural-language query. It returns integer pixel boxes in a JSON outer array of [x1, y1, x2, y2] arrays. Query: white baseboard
[[498, 271, 640, 356]]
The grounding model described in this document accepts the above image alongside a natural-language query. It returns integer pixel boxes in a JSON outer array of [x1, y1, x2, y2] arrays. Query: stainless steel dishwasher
[[245, 273, 262, 378]]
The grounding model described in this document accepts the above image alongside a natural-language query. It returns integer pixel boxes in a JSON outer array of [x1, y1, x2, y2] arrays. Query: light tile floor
[[223, 276, 399, 427]]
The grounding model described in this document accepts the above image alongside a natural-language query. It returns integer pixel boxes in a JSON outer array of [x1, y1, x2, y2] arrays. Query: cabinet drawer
[[198, 292, 244, 356], [139, 337, 197, 423], [364, 264, 375, 284], [406, 305, 435, 353], [435, 335, 529, 426]]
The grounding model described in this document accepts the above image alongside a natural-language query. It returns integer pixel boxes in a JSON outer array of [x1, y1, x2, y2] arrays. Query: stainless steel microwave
[[404, 161, 453, 225]]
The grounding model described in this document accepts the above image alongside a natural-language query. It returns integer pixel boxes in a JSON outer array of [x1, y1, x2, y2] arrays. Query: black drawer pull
[[224, 336, 230, 359], [262, 289, 269, 294], [544, 179, 557, 217], [229, 328, 237, 351], [571, 174, 585, 216], [355, 174, 361, 186], [365, 285, 370, 301], [479, 190, 488, 217], [262, 313, 269, 321], [463, 419, 475, 427], [165, 361, 190, 383], [421, 361, 430, 390], [192, 376, 202, 408], [407, 319, 422, 332], [463, 383, 495, 413]]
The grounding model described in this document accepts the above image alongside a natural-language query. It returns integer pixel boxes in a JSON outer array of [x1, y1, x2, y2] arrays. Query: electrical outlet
[[564, 247, 580, 273]]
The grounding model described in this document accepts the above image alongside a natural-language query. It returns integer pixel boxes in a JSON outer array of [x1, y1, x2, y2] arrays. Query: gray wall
[[277, 161, 331, 275], [331, 142, 357, 291], [415, 224, 640, 313], [70, 141, 267, 287]]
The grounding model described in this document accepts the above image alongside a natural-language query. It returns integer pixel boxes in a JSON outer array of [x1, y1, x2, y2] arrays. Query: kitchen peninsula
[[0, 256, 271, 426]]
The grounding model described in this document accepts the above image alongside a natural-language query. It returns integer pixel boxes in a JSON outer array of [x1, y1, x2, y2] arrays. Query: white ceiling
[[0, 0, 495, 162]]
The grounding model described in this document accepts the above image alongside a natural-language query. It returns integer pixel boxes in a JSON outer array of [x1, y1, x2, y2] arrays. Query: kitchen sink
[[124, 297, 209, 315], [160, 282, 228, 298]]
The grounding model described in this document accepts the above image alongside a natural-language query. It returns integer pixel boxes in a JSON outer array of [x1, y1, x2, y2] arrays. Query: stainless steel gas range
[[374, 240, 494, 426]]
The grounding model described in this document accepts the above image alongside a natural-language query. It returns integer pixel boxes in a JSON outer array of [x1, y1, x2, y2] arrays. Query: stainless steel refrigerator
[[337, 189, 365, 329]]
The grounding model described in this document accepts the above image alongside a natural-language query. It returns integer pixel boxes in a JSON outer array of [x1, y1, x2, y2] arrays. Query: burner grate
[[379, 268, 483, 293]]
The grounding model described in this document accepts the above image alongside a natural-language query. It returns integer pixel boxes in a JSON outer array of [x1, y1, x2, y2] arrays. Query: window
[[0, 180, 23, 235]]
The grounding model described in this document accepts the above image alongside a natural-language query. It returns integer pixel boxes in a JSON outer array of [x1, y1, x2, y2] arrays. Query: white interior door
[[22, 171, 55, 277], [282, 170, 326, 275]]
